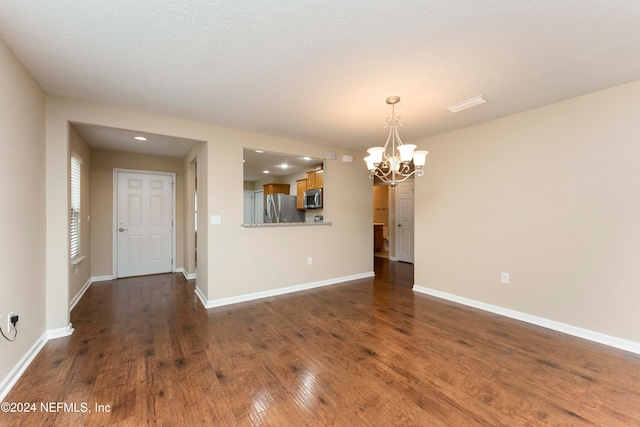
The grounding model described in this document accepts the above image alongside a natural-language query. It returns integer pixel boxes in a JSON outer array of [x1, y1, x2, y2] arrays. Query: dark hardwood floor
[[3, 258, 640, 425]]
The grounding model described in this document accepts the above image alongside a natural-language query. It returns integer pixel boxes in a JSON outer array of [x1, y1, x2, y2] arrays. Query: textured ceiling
[[2, 1, 640, 153]]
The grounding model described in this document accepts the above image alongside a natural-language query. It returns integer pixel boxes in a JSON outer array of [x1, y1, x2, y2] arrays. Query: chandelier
[[364, 96, 428, 187]]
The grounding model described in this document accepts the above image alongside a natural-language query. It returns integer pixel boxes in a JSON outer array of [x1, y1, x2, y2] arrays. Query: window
[[70, 154, 82, 260]]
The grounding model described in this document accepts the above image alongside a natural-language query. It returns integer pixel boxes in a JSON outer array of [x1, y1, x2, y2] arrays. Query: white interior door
[[396, 181, 415, 263], [116, 171, 173, 278]]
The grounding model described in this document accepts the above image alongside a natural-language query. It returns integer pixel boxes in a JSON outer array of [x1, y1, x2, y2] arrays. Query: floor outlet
[[7, 311, 14, 333]]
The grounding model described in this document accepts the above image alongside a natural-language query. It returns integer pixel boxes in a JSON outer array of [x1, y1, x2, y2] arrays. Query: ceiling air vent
[[446, 95, 489, 113]]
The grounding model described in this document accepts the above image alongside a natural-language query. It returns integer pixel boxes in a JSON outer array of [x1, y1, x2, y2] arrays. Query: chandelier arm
[[371, 167, 424, 185], [374, 167, 393, 178], [380, 167, 424, 181], [375, 170, 414, 185]]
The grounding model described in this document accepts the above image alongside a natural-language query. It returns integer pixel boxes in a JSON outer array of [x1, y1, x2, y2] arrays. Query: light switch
[[211, 215, 222, 225]]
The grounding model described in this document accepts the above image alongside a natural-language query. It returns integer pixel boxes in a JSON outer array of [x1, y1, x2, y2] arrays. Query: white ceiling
[[2, 1, 640, 154]]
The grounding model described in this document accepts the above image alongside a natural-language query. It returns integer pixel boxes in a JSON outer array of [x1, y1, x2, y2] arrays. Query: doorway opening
[[372, 180, 415, 264], [373, 183, 390, 259]]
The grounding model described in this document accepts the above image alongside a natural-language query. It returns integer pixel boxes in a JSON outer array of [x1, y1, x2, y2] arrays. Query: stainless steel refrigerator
[[265, 194, 304, 223]]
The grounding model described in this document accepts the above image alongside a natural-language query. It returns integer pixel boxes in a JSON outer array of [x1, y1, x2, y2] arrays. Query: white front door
[[116, 171, 174, 278], [396, 180, 415, 263]]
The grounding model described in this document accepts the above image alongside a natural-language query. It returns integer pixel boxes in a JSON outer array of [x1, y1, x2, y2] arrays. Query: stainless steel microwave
[[303, 188, 322, 209]]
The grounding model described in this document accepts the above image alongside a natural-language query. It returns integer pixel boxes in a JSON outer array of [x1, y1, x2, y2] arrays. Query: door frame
[[112, 168, 177, 278]]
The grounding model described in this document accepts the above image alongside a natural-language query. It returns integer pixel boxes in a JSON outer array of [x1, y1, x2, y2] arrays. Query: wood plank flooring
[[3, 258, 640, 425]]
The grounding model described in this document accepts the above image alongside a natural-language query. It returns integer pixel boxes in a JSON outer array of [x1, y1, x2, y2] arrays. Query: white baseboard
[[70, 276, 115, 312], [194, 286, 207, 308], [0, 332, 47, 402], [46, 324, 74, 340], [0, 323, 74, 402], [69, 278, 92, 312], [199, 272, 375, 309], [412, 285, 640, 356], [175, 268, 197, 280]]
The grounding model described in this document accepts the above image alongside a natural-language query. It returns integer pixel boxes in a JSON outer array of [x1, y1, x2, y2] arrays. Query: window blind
[[70, 155, 81, 260]]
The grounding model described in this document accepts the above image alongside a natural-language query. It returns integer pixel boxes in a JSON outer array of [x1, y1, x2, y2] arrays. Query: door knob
[[118, 227, 128, 232], [398, 224, 402, 227]]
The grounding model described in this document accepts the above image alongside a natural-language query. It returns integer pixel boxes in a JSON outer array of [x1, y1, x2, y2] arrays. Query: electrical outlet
[[501, 272, 510, 284], [7, 311, 14, 333], [307, 257, 313, 265]]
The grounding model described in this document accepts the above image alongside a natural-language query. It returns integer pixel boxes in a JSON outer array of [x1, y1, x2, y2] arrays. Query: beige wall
[[0, 38, 46, 385], [90, 149, 185, 277], [45, 96, 372, 322], [201, 123, 372, 301], [69, 127, 92, 301], [413, 79, 640, 344], [282, 171, 307, 195], [253, 176, 285, 190]]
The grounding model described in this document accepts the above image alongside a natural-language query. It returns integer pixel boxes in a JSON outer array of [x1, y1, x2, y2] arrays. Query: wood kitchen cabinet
[[306, 169, 324, 189], [263, 183, 290, 195], [296, 179, 307, 210]]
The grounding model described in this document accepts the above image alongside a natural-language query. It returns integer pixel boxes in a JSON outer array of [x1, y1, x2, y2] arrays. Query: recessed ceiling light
[[255, 150, 264, 153], [303, 157, 311, 161], [280, 164, 289, 169], [263, 170, 270, 174], [446, 95, 489, 113], [134, 136, 147, 141]]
